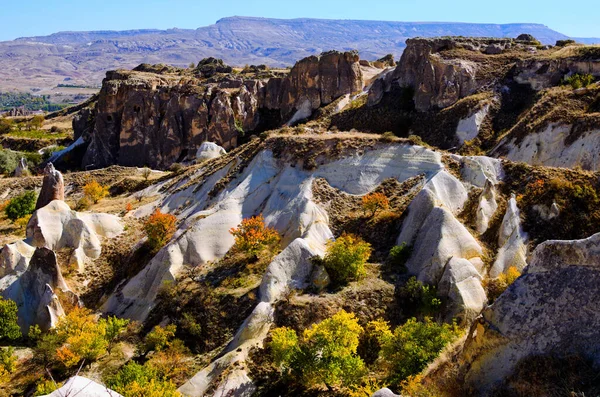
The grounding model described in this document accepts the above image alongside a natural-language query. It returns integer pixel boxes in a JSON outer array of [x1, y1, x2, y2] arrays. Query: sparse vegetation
[[388, 243, 412, 272], [322, 233, 372, 285], [4, 191, 36, 222], [0, 149, 19, 175], [144, 209, 177, 252]]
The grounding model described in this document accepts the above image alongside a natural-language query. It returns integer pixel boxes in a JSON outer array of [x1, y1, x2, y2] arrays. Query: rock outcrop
[[27, 200, 124, 271], [79, 51, 363, 169], [35, 163, 64, 209], [460, 232, 600, 394], [1, 248, 74, 332]]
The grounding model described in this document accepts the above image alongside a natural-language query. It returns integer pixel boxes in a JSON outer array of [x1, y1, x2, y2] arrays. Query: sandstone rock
[[35, 163, 64, 209], [484, 43, 504, 54], [196, 141, 227, 162], [516, 33, 537, 42], [40, 376, 122, 397], [405, 207, 484, 285], [374, 54, 396, 68], [13, 158, 28, 177], [392, 38, 479, 111], [0, 241, 35, 277], [26, 200, 123, 271], [1, 248, 73, 332], [476, 179, 498, 235], [489, 196, 528, 278], [439, 257, 487, 323], [459, 156, 504, 187], [80, 51, 363, 169], [456, 104, 490, 145], [460, 232, 600, 393], [195, 57, 233, 77]]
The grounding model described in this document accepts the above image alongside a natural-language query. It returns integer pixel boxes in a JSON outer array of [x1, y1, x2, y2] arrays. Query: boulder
[[35, 163, 64, 209], [372, 389, 400, 397], [484, 43, 504, 54], [460, 233, 600, 393], [516, 33, 537, 42], [1, 248, 75, 332], [195, 141, 227, 162], [439, 257, 487, 322]]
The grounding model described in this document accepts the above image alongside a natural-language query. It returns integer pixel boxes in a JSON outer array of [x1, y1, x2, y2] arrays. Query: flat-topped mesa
[[79, 51, 363, 169]]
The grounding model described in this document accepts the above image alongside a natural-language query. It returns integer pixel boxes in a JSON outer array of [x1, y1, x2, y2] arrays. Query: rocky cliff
[[80, 51, 362, 169]]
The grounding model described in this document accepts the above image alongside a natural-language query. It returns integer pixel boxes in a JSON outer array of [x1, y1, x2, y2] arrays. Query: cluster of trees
[[0, 92, 65, 112], [269, 310, 461, 393]]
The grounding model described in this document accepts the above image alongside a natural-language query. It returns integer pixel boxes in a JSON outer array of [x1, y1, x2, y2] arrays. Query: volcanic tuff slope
[[1, 16, 599, 92], [1, 34, 600, 397]]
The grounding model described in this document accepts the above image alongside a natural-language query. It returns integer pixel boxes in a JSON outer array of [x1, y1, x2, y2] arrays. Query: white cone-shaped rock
[[14, 158, 28, 177], [489, 195, 528, 278], [405, 207, 484, 285], [439, 257, 487, 322], [476, 178, 498, 235], [196, 141, 226, 162]]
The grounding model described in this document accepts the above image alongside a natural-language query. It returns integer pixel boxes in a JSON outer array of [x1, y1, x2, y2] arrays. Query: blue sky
[[1, 0, 598, 41]]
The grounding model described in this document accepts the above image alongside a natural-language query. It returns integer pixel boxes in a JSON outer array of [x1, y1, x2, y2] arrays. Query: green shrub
[[379, 318, 460, 387], [143, 324, 177, 354], [106, 361, 181, 397], [0, 297, 22, 341], [388, 243, 412, 271], [0, 346, 17, 374], [563, 73, 595, 89], [555, 39, 576, 47], [396, 277, 442, 318], [269, 310, 366, 389], [322, 233, 372, 285], [0, 118, 13, 134], [4, 191, 37, 221], [0, 149, 19, 175]]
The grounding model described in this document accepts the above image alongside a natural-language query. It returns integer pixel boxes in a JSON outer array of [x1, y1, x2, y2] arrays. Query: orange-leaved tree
[[144, 209, 177, 252], [362, 192, 389, 218], [229, 215, 280, 255]]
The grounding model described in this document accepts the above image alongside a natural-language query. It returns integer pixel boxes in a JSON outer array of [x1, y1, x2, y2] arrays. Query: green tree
[[379, 318, 460, 387], [0, 149, 19, 175], [322, 233, 372, 285], [0, 297, 21, 341], [107, 361, 181, 397], [270, 310, 366, 389], [4, 191, 37, 222]]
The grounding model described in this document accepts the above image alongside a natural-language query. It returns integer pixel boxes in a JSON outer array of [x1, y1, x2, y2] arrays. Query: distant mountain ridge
[[1, 16, 598, 92]]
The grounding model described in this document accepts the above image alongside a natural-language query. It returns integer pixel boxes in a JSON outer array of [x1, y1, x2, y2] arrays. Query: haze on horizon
[[1, 0, 599, 42]]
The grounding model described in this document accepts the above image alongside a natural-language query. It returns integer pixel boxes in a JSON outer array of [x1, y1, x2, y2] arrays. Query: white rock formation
[[40, 376, 122, 397], [438, 258, 486, 322], [14, 158, 28, 177], [498, 124, 600, 171], [459, 156, 504, 188], [489, 196, 528, 278], [196, 141, 227, 162], [476, 179, 498, 235], [456, 104, 490, 145], [0, 240, 35, 277], [26, 200, 123, 272], [1, 248, 74, 332]]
